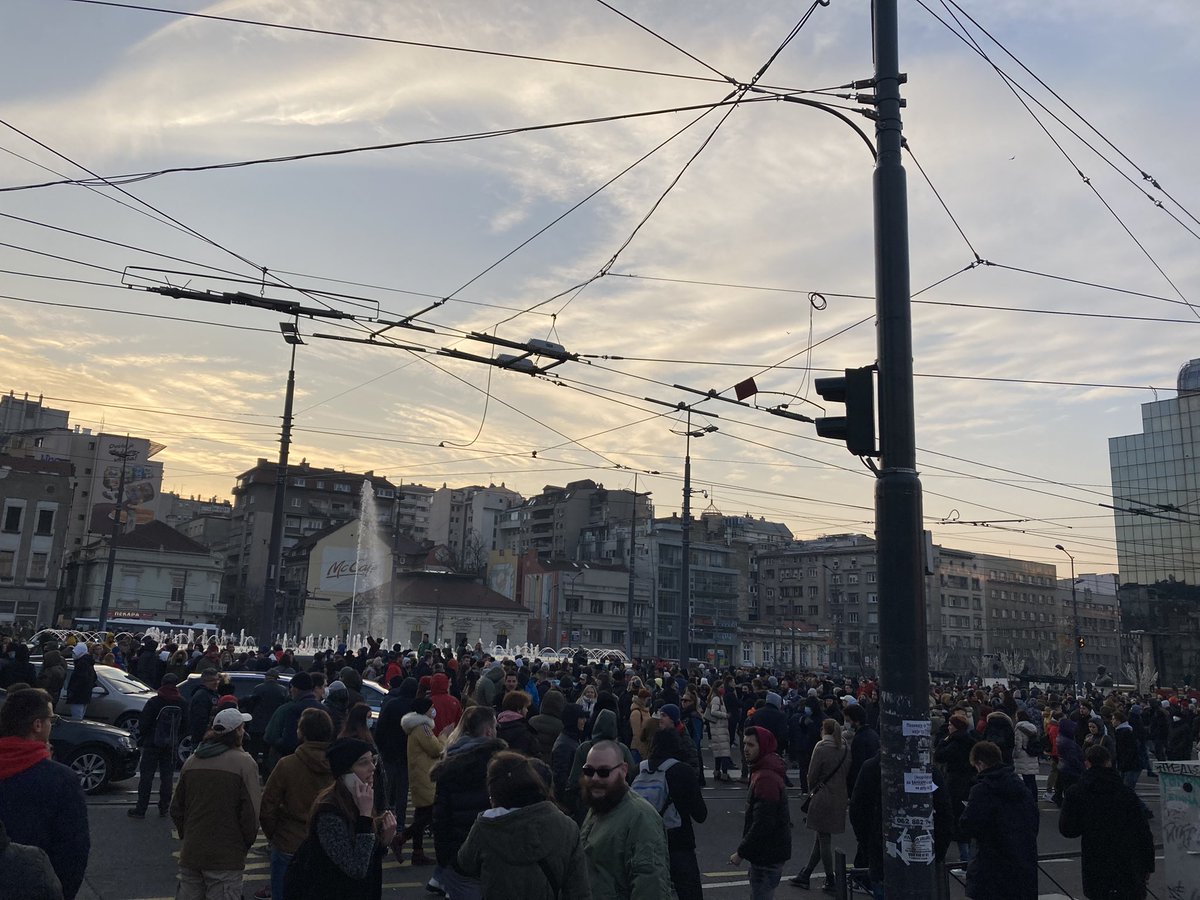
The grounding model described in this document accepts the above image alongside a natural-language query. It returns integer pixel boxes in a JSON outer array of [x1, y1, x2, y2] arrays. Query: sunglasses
[[581, 765, 621, 779]]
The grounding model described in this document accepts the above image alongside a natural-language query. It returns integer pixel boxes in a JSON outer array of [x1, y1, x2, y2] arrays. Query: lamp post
[[625, 477, 652, 661], [562, 563, 587, 645], [98, 436, 136, 633], [1055, 544, 1085, 696], [678, 411, 717, 667]]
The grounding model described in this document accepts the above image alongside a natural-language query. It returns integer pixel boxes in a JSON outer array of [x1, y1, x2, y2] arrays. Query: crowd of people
[[1, 631, 1198, 899]]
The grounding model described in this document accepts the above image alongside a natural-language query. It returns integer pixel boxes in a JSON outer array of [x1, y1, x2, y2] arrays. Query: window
[[27, 552, 48, 582], [0, 550, 14, 580], [611, 602, 626, 617], [565, 597, 580, 613], [611, 630, 625, 645], [589, 599, 605, 614], [170, 572, 186, 605], [866, 572, 877, 583], [742, 646, 753, 664], [291, 498, 302, 508], [847, 573, 859, 585], [334, 483, 351, 493], [809, 605, 819, 616], [848, 612, 859, 623], [867, 593, 878, 603], [35, 508, 55, 536], [2, 503, 23, 533]]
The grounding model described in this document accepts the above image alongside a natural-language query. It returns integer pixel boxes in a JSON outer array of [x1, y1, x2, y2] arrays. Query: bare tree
[[1051, 659, 1072, 678], [1124, 641, 1158, 694], [967, 654, 984, 676], [457, 530, 489, 576], [999, 647, 1025, 675], [928, 646, 950, 670], [1032, 648, 1053, 675]]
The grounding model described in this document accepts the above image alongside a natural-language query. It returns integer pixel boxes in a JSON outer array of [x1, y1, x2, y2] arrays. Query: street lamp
[[561, 562, 588, 645], [677, 413, 717, 667], [1055, 544, 1085, 696]]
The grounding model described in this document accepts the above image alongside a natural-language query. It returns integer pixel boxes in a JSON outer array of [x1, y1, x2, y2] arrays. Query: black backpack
[[152, 704, 184, 749]]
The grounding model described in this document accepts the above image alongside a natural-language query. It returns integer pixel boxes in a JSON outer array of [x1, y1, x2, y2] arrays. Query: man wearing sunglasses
[[579, 740, 671, 899], [0, 687, 90, 899]]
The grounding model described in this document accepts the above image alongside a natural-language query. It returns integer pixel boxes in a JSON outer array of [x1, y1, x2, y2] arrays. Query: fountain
[[346, 479, 390, 643]]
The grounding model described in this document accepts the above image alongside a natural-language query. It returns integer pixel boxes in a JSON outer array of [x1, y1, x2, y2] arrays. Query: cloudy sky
[[2, 0, 1197, 577]]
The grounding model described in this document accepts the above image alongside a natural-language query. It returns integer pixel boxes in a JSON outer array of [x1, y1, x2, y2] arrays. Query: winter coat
[[1059, 765, 1155, 899], [245, 679, 289, 737], [568, 709, 636, 799], [805, 736, 849, 834], [956, 764, 1038, 900], [748, 703, 788, 755], [528, 689, 565, 763], [847, 723, 880, 795], [1167, 716, 1195, 760], [170, 741, 262, 872], [628, 697, 653, 760], [63, 655, 97, 706], [1057, 720, 1085, 778], [35, 651, 67, 699], [0, 739, 89, 900], [1012, 720, 1041, 777], [186, 684, 219, 745], [260, 741, 334, 855], [401, 712, 442, 808], [136, 687, 186, 749], [290, 806, 385, 900], [457, 801, 591, 900], [933, 727, 977, 832], [737, 726, 792, 866], [134, 643, 164, 688], [703, 692, 732, 759], [579, 790, 672, 899], [983, 712, 1016, 766], [274, 692, 323, 756], [374, 679, 417, 766], [431, 736, 506, 872], [323, 689, 351, 737], [1113, 723, 1140, 773], [0, 817, 64, 900], [497, 710, 538, 756], [429, 673, 462, 737], [646, 729, 708, 852], [552, 703, 586, 817]]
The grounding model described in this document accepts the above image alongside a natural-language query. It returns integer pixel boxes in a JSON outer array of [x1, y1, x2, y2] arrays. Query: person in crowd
[[285, 738, 396, 900], [703, 682, 734, 781], [553, 703, 589, 820], [456, 751, 591, 899], [1059, 744, 1155, 900], [269, 671, 323, 762], [529, 687, 565, 764], [578, 683, 598, 718], [340, 703, 388, 813], [429, 672, 462, 737], [982, 710, 1016, 766], [0, 643, 37, 690], [750, 692, 789, 762], [0, 816, 64, 900], [245, 669, 290, 768], [1083, 719, 1115, 758], [260, 708, 335, 900], [728, 726, 791, 900], [0, 688, 89, 900], [374, 676, 418, 826], [430, 705, 506, 899], [134, 638, 165, 688], [1112, 710, 1142, 791], [129, 672, 186, 818], [1054, 719, 1085, 806], [578, 740, 672, 899], [956, 740, 1038, 900], [627, 688, 654, 765], [496, 689, 538, 756], [35, 649, 67, 699], [65, 644, 97, 721], [569, 708, 637, 800], [399, 696, 441, 867], [790, 696, 825, 792], [186, 668, 221, 747], [170, 707, 262, 900], [934, 711, 978, 868], [654, 703, 701, 778], [1012, 710, 1042, 799], [323, 681, 352, 736], [637, 725, 707, 900], [789, 718, 849, 893]]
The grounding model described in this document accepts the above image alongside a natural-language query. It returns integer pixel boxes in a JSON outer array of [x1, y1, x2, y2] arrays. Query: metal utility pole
[[678, 412, 715, 667], [1056, 544, 1084, 696], [625, 475, 650, 661], [872, 1, 935, 895], [257, 321, 301, 647], [98, 436, 136, 633]]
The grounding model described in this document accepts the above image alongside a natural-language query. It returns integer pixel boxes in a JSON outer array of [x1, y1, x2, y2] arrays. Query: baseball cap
[[212, 708, 252, 733]]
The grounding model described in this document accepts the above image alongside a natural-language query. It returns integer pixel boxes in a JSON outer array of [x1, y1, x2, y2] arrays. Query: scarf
[[0, 737, 51, 780]]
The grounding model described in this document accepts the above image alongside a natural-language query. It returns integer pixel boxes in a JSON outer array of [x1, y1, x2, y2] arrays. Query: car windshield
[[99, 667, 153, 694]]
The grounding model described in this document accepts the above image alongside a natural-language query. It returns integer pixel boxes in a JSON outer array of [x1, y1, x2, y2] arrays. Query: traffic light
[[814, 365, 877, 456], [1077, 636, 1086, 648]]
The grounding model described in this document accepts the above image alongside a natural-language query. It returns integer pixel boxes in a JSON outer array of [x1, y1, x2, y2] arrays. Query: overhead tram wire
[[592, 0, 736, 84], [937, 0, 1200, 234], [0, 97, 783, 194], [917, 0, 1200, 315]]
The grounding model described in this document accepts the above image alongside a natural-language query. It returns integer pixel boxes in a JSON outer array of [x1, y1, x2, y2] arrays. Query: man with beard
[[579, 740, 671, 899]]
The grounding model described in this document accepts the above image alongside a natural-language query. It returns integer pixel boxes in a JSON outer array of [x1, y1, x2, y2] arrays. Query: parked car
[[54, 665, 155, 742], [0, 687, 140, 794]]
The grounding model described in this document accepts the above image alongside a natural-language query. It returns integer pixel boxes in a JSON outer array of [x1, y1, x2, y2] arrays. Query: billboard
[[86, 435, 164, 536], [317, 545, 389, 594]]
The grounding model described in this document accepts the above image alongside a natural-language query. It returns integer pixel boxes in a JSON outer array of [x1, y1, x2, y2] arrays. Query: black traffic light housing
[[814, 365, 877, 457]]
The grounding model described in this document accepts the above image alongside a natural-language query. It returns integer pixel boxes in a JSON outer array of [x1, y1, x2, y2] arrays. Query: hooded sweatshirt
[[375, 677, 418, 764], [430, 673, 462, 736], [529, 689, 565, 763], [956, 764, 1038, 900], [259, 740, 334, 854], [455, 800, 589, 900], [568, 708, 636, 798], [737, 725, 791, 865]]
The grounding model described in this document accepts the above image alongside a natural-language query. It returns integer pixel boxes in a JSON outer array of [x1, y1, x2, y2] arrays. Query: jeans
[[270, 847, 292, 900], [668, 848, 703, 900], [436, 866, 483, 900], [805, 832, 834, 880], [1122, 769, 1140, 791], [135, 745, 175, 813], [749, 863, 784, 900], [69, 703, 87, 721], [382, 758, 408, 825]]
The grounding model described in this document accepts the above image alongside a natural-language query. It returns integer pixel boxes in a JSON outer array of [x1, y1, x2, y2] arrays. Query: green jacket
[[457, 800, 591, 899], [579, 792, 671, 900]]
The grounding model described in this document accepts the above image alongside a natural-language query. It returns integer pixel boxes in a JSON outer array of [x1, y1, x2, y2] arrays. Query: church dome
[[1178, 358, 1200, 395]]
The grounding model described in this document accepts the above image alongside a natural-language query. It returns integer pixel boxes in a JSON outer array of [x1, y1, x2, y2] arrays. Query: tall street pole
[[98, 436, 135, 633], [1056, 544, 1084, 695], [872, 1, 935, 896], [680, 414, 693, 668], [625, 474, 639, 660], [258, 324, 300, 647]]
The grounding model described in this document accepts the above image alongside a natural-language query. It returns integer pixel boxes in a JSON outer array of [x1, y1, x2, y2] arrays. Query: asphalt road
[[78, 765, 1170, 899]]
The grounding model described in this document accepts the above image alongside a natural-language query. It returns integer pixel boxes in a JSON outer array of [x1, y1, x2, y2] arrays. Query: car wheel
[[115, 713, 140, 744], [65, 748, 112, 794], [177, 736, 194, 766]]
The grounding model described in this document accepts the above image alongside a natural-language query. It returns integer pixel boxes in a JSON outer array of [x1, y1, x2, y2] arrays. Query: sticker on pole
[[902, 719, 930, 737], [903, 770, 936, 793]]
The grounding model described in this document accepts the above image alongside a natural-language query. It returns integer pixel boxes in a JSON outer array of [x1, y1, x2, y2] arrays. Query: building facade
[[0, 457, 73, 628], [428, 483, 523, 568]]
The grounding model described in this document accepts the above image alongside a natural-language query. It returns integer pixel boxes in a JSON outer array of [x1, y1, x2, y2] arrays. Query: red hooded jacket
[[429, 673, 462, 736]]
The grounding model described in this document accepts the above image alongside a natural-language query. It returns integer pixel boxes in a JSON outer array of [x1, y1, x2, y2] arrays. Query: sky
[[1, 0, 1198, 578]]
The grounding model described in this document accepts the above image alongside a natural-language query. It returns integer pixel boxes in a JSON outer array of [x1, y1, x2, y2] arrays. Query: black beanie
[[325, 738, 373, 777]]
